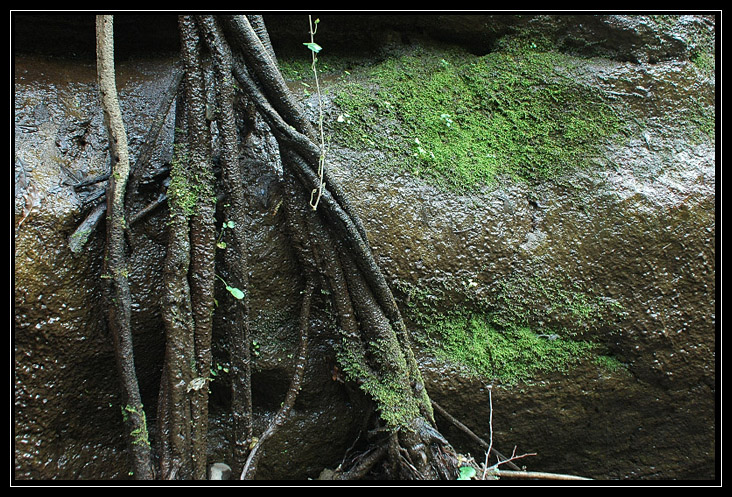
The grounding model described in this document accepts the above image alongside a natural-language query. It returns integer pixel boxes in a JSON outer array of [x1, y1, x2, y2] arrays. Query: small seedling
[[216, 274, 245, 300], [457, 466, 476, 480]]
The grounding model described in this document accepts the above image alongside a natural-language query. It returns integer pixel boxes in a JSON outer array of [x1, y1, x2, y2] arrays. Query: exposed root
[[241, 281, 315, 480], [92, 13, 473, 481], [95, 14, 154, 480]]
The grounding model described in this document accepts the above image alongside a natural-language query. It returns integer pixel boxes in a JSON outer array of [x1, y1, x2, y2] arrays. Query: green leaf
[[303, 42, 322, 53], [216, 241, 227, 249], [226, 285, 245, 300], [226, 220, 236, 229], [457, 466, 476, 480]]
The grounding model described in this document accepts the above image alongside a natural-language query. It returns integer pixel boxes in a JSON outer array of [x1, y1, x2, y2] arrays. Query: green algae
[[332, 45, 628, 191]]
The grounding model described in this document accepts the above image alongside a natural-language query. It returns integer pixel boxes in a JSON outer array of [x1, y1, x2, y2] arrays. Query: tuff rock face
[[14, 14, 716, 480]]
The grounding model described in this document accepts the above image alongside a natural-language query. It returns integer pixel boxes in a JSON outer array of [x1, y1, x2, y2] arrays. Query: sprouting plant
[[457, 465, 476, 480], [215, 273, 245, 300], [216, 219, 236, 249], [210, 362, 230, 378], [120, 404, 150, 447], [304, 16, 327, 210]]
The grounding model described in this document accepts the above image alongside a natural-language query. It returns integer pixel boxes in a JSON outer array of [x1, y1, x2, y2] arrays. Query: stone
[[208, 462, 232, 481]]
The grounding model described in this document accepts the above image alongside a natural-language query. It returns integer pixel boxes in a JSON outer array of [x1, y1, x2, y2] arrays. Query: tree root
[[91, 13, 480, 481], [95, 14, 154, 480]]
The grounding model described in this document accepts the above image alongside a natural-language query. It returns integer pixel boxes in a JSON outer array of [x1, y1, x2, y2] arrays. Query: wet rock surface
[[14, 14, 715, 480]]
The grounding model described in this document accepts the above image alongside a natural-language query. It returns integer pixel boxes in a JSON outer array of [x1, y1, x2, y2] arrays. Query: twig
[[330, 445, 388, 480], [68, 201, 106, 253], [485, 447, 536, 476], [431, 399, 521, 471], [73, 172, 111, 189], [125, 65, 183, 212], [493, 469, 592, 481], [483, 385, 494, 479]]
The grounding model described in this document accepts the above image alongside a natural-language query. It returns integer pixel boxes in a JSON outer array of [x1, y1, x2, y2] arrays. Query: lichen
[[331, 44, 628, 191]]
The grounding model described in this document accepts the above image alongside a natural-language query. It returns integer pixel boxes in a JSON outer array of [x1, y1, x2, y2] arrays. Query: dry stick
[[125, 66, 184, 214], [68, 200, 106, 254], [73, 172, 110, 188], [241, 281, 315, 480], [127, 189, 168, 226], [70, 67, 182, 254], [332, 445, 389, 480], [431, 400, 521, 471], [493, 469, 593, 481], [95, 14, 154, 480]]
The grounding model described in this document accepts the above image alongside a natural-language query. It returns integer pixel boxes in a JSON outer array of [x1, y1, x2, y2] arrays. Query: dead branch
[[431, 400, 521, 471], [492, 469, 593, 481]]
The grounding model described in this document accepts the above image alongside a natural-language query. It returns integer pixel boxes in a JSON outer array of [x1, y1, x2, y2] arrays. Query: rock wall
[[13, 14, 716, 480]]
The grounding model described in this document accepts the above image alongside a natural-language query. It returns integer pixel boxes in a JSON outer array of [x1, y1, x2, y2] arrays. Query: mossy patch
[[492, 273, 626, 331], [336, 341, 422, 429], [396, 274, 627, 385], [166, 141, 215, 218], [421, 313, 594, 385], [331, 45, 628, 191]]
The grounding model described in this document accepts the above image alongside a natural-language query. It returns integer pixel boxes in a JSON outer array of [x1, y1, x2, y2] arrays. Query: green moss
[[423, 313, 594, 385], [691, 50, 715, 75], [332, 46, 627, 191], [336, 334, 421, 429], [492, 274, 625, 331], [167, 142, 215, 217], [594, 354, 629, 374]]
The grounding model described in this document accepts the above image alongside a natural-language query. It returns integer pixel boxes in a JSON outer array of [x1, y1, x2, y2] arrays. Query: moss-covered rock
[[331, 45, 629, 190]]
